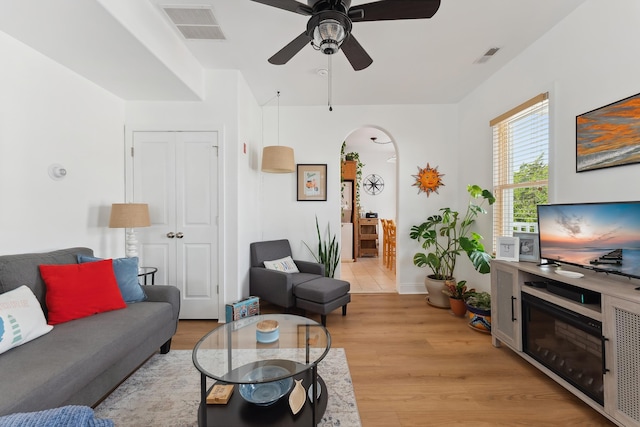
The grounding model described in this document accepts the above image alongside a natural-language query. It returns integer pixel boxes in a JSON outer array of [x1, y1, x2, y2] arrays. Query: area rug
[[94, 348, 361, 427]]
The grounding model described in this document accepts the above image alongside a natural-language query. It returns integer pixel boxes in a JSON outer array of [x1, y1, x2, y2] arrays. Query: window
[[491, 93, 549, 250]]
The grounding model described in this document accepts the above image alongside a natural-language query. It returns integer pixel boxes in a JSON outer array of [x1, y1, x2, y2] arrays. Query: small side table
[[138, 267, 158, 285]]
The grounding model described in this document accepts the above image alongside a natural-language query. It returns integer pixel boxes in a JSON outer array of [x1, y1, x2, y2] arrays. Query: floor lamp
[[109, 203, 151, 258]]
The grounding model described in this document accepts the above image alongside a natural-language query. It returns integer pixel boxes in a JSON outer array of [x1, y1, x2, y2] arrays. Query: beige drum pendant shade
[[262, 146, 295, 173]]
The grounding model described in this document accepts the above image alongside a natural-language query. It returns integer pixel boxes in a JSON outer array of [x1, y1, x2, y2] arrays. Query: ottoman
[[294, 277, 351, 326]]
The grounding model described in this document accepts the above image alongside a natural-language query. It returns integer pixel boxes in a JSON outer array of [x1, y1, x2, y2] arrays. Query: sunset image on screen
[[537, 202, 640, 278]]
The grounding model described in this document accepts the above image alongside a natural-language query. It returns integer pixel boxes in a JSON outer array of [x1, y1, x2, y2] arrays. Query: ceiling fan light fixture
[[313, 19, 346, 55]]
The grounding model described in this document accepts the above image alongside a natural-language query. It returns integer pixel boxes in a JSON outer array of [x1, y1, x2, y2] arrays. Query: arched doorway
[[339, 126, 397, 293]]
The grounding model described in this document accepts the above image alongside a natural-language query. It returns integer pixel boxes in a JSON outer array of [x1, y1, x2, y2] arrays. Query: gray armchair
[[249, 239, 350, 325]]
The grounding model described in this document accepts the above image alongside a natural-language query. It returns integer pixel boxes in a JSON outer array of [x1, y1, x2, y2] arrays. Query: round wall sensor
[[48, 164, 67, 181]]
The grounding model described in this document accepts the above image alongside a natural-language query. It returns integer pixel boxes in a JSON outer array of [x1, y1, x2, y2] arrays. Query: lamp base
[[125, 228, 139, 258]]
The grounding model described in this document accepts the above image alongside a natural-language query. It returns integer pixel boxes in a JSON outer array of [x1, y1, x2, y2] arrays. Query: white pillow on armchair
[[263, 256, 300, 273]]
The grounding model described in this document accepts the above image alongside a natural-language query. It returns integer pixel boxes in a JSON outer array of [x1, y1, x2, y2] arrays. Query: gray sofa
[[0, 247, 180, 416]]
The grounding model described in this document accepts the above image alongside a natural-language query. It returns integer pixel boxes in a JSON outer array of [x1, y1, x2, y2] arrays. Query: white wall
[[356, 146, 397, 223], [457, 0, 640, 292], [124, 69, 262, 311], [5, 0, 640, 302], [259, 104, 459, 294], [0, 32, 125, 256]]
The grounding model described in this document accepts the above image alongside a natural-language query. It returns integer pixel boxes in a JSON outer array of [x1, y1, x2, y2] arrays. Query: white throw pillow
[[263, 256, 300, 273], [0, 285, 53, 355]]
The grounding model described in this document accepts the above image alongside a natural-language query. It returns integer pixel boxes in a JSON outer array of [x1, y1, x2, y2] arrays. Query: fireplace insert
[[522, 292, 604, 405]]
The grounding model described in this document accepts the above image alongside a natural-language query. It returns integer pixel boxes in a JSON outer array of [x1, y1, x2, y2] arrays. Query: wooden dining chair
[[380, 219, 389, 265], [386, 219, 396, 270]]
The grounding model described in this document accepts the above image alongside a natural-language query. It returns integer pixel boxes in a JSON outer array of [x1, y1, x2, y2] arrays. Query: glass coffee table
[[192, 314, 331, 427]]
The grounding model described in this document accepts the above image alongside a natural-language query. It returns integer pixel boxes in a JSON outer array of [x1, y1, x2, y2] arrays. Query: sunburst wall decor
[[412, 163, 444, 196]]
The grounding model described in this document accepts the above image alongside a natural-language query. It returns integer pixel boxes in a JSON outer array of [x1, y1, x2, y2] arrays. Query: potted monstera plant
[[409, 185, 495, 308]]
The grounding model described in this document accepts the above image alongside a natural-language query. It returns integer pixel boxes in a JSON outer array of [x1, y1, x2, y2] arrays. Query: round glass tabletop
[[192, 314, 331, 384]]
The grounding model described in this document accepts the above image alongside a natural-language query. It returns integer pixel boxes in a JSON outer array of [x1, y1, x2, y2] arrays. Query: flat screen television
[[537, 201, 640, 279]]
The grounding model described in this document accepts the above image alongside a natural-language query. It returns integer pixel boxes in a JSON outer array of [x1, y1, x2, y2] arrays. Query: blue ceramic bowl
[[239, 366, 293, 406], [256, 320, 279, 343]]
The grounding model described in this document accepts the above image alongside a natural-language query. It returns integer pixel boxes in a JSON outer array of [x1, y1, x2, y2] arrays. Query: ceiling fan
[[250, 0, 441, 71]]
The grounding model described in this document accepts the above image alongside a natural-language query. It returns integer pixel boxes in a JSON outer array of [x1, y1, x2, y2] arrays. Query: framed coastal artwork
[[576, 92, 640, 172], [297, 164, 327, 201]]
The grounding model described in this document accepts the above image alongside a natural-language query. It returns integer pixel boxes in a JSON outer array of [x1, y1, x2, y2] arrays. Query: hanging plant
[[344, 151, 364, 209]]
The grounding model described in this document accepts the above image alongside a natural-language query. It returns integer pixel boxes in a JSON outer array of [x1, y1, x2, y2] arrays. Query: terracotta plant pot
[[424, 276, 452, 308], [449, 298, 467, 317]]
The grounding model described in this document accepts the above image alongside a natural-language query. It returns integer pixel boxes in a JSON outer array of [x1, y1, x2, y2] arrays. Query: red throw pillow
[[39, 259, 126, 325]]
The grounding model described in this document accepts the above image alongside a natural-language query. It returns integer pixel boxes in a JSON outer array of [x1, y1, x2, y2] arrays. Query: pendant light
[[262, 91, 295, 173]]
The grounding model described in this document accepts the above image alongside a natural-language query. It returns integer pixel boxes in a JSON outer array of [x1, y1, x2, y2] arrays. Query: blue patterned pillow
[[77, 255, 147, 303]]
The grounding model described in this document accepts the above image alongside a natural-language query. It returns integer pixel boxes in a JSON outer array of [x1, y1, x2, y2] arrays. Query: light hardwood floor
[[173, 294, 615, 427]]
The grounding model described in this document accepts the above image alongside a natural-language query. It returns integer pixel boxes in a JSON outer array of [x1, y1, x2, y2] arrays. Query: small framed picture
[[297, 164, 327, 201], [514, 232, 539, 263], [496, 236, 520, 262]]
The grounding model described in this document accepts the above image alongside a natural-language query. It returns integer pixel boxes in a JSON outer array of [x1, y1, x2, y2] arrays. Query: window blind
[[491, 93, 549, 250]]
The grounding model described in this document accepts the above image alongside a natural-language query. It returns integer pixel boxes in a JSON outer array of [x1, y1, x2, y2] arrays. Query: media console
[[491, 260, 640, 427]]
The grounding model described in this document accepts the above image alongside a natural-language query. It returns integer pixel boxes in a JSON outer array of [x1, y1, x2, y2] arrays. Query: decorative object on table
[[206, 384, 234, 405], [514, 232, 539, 263], [225, 296, 260, 322], [307, 381, 321, 402], [576, 91, 640, 172], [297, 164, 327, 201], [410, 185, 495, 309], [255, 319, 279, 343], [442, 280, 474, 317], [363, 174, 384, 195], [288, 379, 305, 415], [238, 366, 294, 406], [496, 236, 520, 262], [412, 163, 444, 196], [262, 91, 295, 173], [465, 291, 491, 333], [108, 203, 151, 258]]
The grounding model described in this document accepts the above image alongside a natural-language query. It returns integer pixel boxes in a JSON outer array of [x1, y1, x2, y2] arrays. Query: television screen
[[537, 202, 640, 279]]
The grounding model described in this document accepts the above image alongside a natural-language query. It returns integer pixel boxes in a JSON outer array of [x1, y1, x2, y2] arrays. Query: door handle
[[176, 232, 184, 239], [167, 232, 176, 238]]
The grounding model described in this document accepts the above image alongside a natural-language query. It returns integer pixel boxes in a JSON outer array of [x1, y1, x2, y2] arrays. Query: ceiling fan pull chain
[[328, 55, 333, 112]]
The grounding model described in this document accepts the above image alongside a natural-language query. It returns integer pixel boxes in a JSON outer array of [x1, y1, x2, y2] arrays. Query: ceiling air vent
[[162, 6, 226, 40], [474, 47, 500, 64]]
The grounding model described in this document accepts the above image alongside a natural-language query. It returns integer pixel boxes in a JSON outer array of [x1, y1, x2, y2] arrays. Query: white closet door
[[133, 131, 219, 319]]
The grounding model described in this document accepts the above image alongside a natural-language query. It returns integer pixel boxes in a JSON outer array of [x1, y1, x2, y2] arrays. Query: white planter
[[424, 276, 452, 308]]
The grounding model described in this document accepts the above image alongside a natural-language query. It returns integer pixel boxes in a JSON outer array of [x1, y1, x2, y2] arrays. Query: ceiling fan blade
[[349, 0, 441, 22], [341, 34, 373, 71], [268, 32, 311, 65], [250, 0, 313, 15]]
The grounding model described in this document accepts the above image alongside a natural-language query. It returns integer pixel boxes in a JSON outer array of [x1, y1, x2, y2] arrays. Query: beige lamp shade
[[109, 203, 151, 228], [261, 146, 295, 173]]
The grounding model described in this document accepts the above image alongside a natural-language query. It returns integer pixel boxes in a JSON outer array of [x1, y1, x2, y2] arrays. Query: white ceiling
[[0, 0, 586, 108]]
